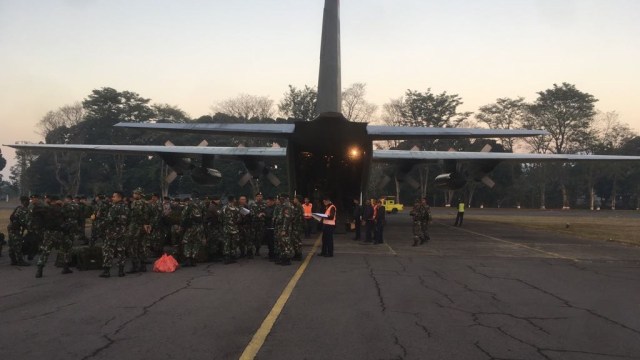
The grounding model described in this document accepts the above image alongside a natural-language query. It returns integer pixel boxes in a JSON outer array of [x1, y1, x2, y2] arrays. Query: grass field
[[431, 208, 640, 246]]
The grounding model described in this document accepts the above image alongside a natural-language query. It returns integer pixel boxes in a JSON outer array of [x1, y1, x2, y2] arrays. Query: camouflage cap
[[133, 187, 144, 195]]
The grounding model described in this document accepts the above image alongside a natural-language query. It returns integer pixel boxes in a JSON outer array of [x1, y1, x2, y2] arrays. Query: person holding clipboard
[[315, 196, 337, 257]]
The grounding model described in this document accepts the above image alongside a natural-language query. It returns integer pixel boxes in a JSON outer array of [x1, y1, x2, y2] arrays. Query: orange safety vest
[[372, 204, 378, 220], [303, 203, 313, 219], [324, 204, 336, 226]]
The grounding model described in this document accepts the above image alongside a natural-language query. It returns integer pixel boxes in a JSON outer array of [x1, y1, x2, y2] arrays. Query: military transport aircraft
[[7, 0, 640, 213]]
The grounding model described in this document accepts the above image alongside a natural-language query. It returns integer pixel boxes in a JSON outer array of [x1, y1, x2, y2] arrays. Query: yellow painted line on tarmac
[[239, 236, 322, 360], [442, 222, 579, 262], [385, 243, 397, 256]]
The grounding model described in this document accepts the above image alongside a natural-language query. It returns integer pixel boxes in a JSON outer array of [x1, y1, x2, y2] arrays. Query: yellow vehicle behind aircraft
[[381, 197, 404, 214]]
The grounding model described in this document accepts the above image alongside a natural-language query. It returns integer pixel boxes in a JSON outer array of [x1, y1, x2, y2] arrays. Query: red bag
[[153, 254, 179, 273]]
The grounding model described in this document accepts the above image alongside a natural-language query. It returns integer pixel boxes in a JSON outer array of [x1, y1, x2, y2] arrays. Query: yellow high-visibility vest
[[458, 203, 465, 212]]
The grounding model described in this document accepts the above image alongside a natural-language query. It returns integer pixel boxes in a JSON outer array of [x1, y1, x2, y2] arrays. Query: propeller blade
[[198, 140, 208, 147], [164, 140, 175, 147], [378, 175, 391, 189], [480, 144, 492, 152], [481, 175, 496, 188], [406, 176, 420, 189], [165, 171, 178, 184], [238, 172, 252, 187], [266, 172, 281, 187]]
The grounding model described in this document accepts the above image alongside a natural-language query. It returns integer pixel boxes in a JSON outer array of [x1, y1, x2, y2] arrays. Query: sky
[[1, 0, 639, 179]]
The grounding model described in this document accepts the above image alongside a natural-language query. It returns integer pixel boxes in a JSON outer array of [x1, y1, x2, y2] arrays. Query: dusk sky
[[1, 0, 639, 178]]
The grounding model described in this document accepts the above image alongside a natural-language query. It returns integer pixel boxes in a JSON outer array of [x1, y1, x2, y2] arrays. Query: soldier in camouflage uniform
[[26, 194, 47, 261], [222, 195, 240, 264], [180, 197, 205, 267], [250, 192, 267, 257], [205, 196, 224, 261], [35, 196, 73, 278], [8, 196, 31, 266], [275, 194, 294, 265], [271, 196, 283, 262], [126, 188, 151, 273], [100, 191, 130, 278], [409, 199, 424, 246], [237, 195, 253, 258], [147, 193, 164, 257], [91, 194, 109, 247], [63, 195, 81, 246], [264, 196, 276, 260], [420, 197, 431, 244], [291, 196, 304, 260]]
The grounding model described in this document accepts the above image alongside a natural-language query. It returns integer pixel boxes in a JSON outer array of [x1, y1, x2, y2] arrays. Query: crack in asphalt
[[474, 340, 523, 360], [417, 275, 454, 304], [392, 333, 408, 360], [19, 302, 77, 321], [83, 264, 216, 359], [364, 257, 387, 313]]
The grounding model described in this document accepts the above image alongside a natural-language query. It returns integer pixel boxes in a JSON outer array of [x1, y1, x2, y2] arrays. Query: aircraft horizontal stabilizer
[[115, 122, 295, 138], [373, 150, 640, 162], [366, 126, 548, 140]]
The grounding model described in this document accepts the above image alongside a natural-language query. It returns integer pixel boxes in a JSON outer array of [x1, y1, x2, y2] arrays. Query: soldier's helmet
[[133, 187, 144, 195]]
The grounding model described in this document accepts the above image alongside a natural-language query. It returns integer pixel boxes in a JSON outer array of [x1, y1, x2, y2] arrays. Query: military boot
[[280, 257, 291, 266], [35, 265, 44, 278], [181, 258, 192, 267], [9, 253, 18, 266], [99, 267, 111, 278], [127, 261, 139, 274], [412, 239, 419, 247], [61, 265, 73, 274], [118, 265, 126, 277]]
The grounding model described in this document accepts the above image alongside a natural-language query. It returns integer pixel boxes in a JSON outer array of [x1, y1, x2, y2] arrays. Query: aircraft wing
[[115, 122, 295, 138], [5, 143, 287, 158], [366, 126, 548, 140], [373, 150, 640, 162]]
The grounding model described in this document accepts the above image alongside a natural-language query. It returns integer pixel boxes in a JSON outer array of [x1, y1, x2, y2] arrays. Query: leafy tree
[[476, 97, 529, 152], [212, 94, 274, 120], [342, 83, 377, 122], [278, 85, 317, 121], [153, 103, 190, 123], [523, 83, 598, 208]]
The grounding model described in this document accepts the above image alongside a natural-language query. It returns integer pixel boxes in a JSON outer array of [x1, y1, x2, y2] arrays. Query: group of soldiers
[[409, 197, 432, 246], [4, 188, 312, 279]]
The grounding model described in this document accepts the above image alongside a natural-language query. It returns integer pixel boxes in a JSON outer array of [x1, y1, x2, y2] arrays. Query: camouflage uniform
[[420, 202, 431, 243], [8, 201, 29, 265], [181, 199, 205, 263], [91, 198, 110, 247], [276, 200, 294, 263], [205, 200, 224, 260], [127, 196, 150, 271], [36, 202, 72, 271], [26, 199, 47, 260], [103, 200, 129, 269], [147, 198, 164, 256], [62, 199, 81, 245], [250, 200, 267, 256], [410, 201, 430, 245], [272, 202, 283, 258], [238, 206, 252, 257], [291, 201, 304, 259], [222, 203, 240, 262]]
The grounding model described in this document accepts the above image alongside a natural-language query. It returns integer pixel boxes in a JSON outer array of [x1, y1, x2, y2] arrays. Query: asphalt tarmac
[[1, 209, 639, 360]]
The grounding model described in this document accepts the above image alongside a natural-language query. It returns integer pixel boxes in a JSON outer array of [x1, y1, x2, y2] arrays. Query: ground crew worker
[[8, 196, 30, 266], [352, 198, 362, 241], [320, 197, 336, 257], [454, 198, 465, 227], [302, 197, 313, 238], [374, 199, 385, 244], [363, 199, 374, 243]]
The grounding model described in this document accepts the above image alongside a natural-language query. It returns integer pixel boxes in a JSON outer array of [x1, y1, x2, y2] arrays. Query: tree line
[[8, 83, 640, 210]]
